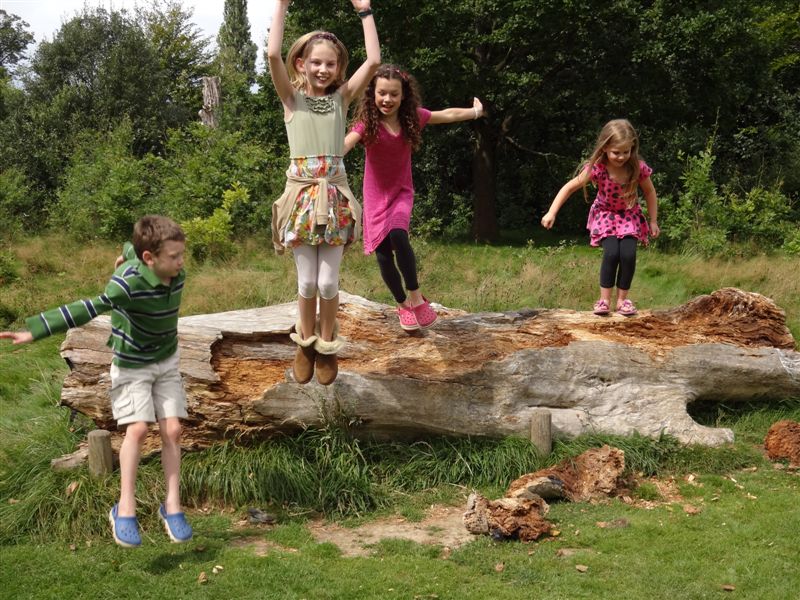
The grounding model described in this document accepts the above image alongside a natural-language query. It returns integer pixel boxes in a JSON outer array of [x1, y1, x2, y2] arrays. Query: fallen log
[[57, 288, 800, 452]]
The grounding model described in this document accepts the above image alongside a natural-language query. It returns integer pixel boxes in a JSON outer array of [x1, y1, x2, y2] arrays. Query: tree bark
[[470, 119, 498, 242], [57, 288, 800, 453], [198, 76, 220, 127]]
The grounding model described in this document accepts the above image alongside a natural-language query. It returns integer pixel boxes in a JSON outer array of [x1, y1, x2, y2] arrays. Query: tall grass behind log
[[2, 234, 799, 336]]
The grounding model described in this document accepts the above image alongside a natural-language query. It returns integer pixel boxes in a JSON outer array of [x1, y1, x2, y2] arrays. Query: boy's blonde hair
[[286, 31, 349, 94], [132, 215, 185, 259], [582, 119, 643, 207]]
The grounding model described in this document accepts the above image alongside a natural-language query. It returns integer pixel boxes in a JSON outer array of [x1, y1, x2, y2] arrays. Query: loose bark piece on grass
[[463, 445, 626, 541], [764, 420, 800, 464]]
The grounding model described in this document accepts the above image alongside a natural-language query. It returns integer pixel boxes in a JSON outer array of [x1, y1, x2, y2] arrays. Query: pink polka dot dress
[[586, 161, 653, 247]]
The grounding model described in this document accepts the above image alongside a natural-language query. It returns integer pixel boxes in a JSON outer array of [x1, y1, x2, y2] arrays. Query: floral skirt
[[283, 156, 355, 248]]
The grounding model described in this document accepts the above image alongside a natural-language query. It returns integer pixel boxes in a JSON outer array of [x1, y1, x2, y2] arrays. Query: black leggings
[[375, 229, 419, 304], [599, 236, 638, 290]]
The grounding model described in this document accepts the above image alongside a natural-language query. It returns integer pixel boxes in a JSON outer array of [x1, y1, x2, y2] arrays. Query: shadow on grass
[[146, 544, 221, 575]]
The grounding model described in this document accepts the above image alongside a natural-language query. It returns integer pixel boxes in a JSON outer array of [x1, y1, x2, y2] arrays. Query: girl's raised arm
[[267, 0, 295, 111], [428, 98, 484, 125], [339, 1, 380, 105]]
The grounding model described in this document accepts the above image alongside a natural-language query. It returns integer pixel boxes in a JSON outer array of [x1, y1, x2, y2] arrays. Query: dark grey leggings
[[600, 236, 638, 290], [375, 229, 419, 304]]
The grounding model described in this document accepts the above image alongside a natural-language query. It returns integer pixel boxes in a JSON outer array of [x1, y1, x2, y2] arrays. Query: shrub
[[181, 182, 249, 261], [49, 121, 161, 240], [0, 167, 43, 235], [153, 123, 276, 234], [660, 138, 797, 255]]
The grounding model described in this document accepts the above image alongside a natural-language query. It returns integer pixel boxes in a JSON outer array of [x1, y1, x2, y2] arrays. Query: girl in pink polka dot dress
[[541, 119, 660, 316]]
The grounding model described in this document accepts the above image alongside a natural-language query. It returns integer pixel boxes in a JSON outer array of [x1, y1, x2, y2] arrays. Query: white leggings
[[292, 243, 344, 300]]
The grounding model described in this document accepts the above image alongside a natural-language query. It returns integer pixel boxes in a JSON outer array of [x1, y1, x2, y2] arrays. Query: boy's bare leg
[[118, 421, 149, 517], [159, 417, 183, 514]]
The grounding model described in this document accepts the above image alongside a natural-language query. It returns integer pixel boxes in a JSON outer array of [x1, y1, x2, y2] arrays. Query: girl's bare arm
[[267, 0, 296, 113], [339, 1, 380, 105], [428, 98, 484, 125]]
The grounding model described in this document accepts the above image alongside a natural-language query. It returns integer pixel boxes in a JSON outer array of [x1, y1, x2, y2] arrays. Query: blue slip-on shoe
[[109, 504, 141, 548], [159, 503, 193, 543]]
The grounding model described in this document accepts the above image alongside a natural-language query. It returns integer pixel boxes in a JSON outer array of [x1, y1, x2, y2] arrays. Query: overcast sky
[[2, 0, 275, 69]]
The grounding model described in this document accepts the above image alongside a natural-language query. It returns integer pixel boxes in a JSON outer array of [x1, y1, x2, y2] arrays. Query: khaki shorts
[[109, 352, 188, 426]]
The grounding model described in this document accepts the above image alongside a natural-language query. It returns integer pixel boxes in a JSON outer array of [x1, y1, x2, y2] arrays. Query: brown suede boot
[[313, 322, 345, 386], [289, 320, 317, 384]]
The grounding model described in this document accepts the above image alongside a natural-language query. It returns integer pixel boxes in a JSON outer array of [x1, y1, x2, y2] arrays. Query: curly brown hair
[[352, 64, 423, 151]]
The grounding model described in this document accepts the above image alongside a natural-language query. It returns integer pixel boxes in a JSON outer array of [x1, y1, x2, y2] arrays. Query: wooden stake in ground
[[57, 288, 800, 453]]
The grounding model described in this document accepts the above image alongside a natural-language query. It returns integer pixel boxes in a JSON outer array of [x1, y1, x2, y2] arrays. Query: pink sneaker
[[398, 305, 420, 331], [412, 297, 438, 328]]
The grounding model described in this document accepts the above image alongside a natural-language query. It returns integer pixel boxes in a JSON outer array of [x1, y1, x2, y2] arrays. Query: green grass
[[2, 234, 800, 599]]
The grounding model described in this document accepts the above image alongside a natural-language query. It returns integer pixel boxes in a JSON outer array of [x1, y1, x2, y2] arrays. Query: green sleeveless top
[[285, 90, 346, 158]]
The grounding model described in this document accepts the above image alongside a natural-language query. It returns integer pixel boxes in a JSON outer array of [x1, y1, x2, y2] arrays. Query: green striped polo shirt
[[25, 242, 185, 368]]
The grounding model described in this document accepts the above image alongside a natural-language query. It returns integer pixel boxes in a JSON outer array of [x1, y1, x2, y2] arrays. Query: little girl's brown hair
[[353, 64, 423, 150], [286, 31, 349, 95], [582, 119, 643, 207]]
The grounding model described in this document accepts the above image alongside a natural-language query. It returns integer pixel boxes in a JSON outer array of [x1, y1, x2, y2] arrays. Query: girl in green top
[[268, 0, 380, 386]]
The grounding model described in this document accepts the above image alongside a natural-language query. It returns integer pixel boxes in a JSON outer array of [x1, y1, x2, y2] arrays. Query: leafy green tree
[[137, 0, 214, 127], [217, 0, 257, 83], [0, 10, 33, 78], [214, 0, 258, 130], [154, 122, 277, 233], [50, 120, 163, 240], [283, 0, 798, 241], [1, 5, 211, 198]]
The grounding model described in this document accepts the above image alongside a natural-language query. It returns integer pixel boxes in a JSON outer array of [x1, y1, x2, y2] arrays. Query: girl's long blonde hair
[[286, 31, 349, 94], [582, 119, 643, 208]]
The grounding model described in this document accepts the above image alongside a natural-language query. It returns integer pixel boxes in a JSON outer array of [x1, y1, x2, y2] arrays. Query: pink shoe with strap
[[397, 305, 420, 331], [592, 299, 610, 315], [617, 299, 638, 316], [412, 297, 438, 328]]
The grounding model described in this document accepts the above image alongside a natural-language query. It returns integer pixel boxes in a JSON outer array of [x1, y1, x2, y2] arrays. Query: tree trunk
[[470, 120, 498, 242], [198, 76, 220, 128], [57, 288, 800, 453]]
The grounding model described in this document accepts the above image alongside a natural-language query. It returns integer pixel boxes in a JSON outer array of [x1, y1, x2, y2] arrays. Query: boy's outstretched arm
[[3, 242, 137, 345], [428, 97, 484, 125], [340, 1, 380, 104], [0, 331, 34, 345]]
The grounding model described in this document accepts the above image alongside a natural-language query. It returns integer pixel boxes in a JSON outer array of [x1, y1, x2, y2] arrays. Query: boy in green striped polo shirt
[[1, 215, 193, 547]]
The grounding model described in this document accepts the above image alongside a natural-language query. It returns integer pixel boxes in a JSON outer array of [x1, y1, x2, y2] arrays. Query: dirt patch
[[307, 505, 475, 557]]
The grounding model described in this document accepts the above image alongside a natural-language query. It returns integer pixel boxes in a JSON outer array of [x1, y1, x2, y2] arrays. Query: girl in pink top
[[541, 119, 660, 317], [345, 64, 483, 331]]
